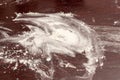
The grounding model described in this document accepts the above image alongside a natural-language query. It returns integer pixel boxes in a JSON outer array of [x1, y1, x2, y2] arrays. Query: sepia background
[[0, 0, 120, 80]]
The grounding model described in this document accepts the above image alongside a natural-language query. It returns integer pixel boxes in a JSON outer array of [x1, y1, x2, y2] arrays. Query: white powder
[[0, 12, 104, 80]]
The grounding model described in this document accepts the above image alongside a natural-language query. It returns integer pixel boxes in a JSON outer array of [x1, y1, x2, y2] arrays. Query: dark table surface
[[0, 0, 120, 80], [0, 0, 120, 26]]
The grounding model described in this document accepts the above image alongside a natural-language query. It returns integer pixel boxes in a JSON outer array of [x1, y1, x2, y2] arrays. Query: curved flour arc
[[0, 13, 104, 80]]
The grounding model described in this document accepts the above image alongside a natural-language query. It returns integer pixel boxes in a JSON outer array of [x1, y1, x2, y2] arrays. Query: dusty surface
[[0, 0, 120, 80]]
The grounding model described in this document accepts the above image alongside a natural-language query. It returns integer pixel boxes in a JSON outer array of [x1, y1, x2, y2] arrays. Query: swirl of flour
[[0, 12, 104, 80]]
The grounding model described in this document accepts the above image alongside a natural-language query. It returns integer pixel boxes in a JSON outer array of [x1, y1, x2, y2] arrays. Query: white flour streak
[[0, 12, 104, 80]]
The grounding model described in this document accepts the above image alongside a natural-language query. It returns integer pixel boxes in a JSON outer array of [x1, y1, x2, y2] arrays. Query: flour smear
[[0, 12, 104, 80]]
